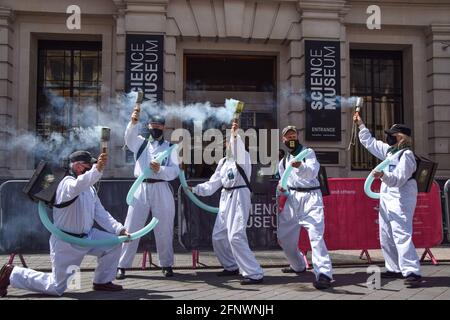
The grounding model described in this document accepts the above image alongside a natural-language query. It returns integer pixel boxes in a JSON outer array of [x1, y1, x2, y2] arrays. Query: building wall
[[0, 0, 449, 180]]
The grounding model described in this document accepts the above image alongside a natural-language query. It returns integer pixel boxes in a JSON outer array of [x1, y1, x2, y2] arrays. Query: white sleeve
[[151, 145, 180, 181], [278, 158, 285, 178], [358, 124, 389, 160], [192, 160, 225, 197], [57, 166, 102, 202], [294, 149, 320, 180], [381, 150, 417, 188], [230, 134, 247, 165], [125, 121, 145, 154], [94, 196, 125, 235], [231, 133, 251, 179]]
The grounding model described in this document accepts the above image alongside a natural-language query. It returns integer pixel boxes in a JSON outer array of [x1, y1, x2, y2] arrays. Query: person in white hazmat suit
[[117, 111, 179, 280], [189, 121, 264, 285], [354, 114, 422, 287], [277, 126, 333, 290], [0, 151, 130, 297]]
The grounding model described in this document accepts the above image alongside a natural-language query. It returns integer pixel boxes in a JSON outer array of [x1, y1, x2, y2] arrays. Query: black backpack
[[398, 149, 438, 193], [23, 160, 78, 208]]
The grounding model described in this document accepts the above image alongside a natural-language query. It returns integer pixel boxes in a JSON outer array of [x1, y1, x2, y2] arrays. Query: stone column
[[0, 7, 14, 176], [426, 24, 450, 176], [288, 0, 349, 174]]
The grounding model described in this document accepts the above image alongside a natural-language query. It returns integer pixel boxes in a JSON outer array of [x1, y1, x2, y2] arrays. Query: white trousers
[[118, 182, 175, 268], [213, 189, 264, 280], [277, 190, 333, 280], [379, 197, 421, 276], [9, 229, 121, 296]]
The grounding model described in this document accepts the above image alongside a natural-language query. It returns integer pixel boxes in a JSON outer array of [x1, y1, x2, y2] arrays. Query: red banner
[[299, 179, 443, 251]]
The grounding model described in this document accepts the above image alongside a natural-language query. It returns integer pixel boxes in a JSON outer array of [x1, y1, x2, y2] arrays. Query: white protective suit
[[277, 147, 333, 280], [118, 122, 179, 269], [358, 124, 421, 276], [192, 134, 264, 280], [9, 165, 125, 296]]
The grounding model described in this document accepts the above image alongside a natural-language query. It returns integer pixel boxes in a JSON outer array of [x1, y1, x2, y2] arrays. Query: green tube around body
[[279, 148, 313, 195], [364, 157, 391, 199], [179, 169, 219, 214], [126, 144, 177, 206], [38, 201, 158, 247]]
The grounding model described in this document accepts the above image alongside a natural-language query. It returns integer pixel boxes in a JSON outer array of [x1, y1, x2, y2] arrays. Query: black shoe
[[0, 264, 15, 298], [116, 268, 126, 280], [93, 282, 123, 291], [240, 277, 264, 285], [381, 271, 404, 279], [313, 274, 332, 290], [281, 267, 306, 274], [216, 269, 239, 277], [404, 274, 422, 287], [162, 267, 174, 277]]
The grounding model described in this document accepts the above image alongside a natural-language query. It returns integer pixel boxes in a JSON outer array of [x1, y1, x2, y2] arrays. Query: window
[[184, 54, 277, 178], [185, 55, 274, 92], [350, 50, 403, 170], [36, 41, 102, 161]]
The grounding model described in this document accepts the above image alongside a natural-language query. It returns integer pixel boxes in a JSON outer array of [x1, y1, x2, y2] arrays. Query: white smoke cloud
[[3, 90, 237, 165]]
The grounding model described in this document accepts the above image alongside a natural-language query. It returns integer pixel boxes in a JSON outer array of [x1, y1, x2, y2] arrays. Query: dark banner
[[305, 40, 341, 141], [125, 34, 164, 104], [179, 179, 279, 251]]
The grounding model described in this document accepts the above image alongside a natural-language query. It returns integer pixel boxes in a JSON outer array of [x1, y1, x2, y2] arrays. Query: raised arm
[[57, 165, 103, 203], [358, 124, 389, 161], [124, 121, 146, 154], [230, 133, 251, 178]]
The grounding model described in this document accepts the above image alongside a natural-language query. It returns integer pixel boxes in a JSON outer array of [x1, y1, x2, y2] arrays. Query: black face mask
[[386, 134, 397, 146], [284, 139, 300, 151], [150, 128, 163, 140]]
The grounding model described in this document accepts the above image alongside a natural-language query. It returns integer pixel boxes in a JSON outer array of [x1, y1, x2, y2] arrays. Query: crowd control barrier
[[298, 178, 443, 267]]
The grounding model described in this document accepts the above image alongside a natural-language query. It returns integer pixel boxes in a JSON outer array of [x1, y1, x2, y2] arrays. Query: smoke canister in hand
[[132, 89, 144, 122], [100, 127, 111, 154], [355, 97, 363, 116]]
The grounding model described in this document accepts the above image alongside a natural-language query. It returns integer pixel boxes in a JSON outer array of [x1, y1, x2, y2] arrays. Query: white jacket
[[124, 122, 179, 180], [358, 124, 418, 212], [53, 165, 124, 235], [278, 147, 321, 189]]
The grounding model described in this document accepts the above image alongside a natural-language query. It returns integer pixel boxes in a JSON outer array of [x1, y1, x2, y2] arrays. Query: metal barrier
[[298, 178, 444, 265], [0, 180, 49, 254], [445, 179, 450, 243], [0, 179, 176, 257]]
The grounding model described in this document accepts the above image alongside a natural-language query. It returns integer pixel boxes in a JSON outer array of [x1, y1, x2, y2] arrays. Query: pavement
[[2, 247, 450, 300]]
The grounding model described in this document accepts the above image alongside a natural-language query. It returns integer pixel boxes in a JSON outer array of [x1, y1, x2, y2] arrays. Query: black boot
[[381, 271, 404, 279], [162, 267, 174, 277], [240, 277, 264, 285], [404, 274, 422, 287], [216, 269, 239, 277], [281, 267, 306, 274], [313, 274, 332, 290]]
